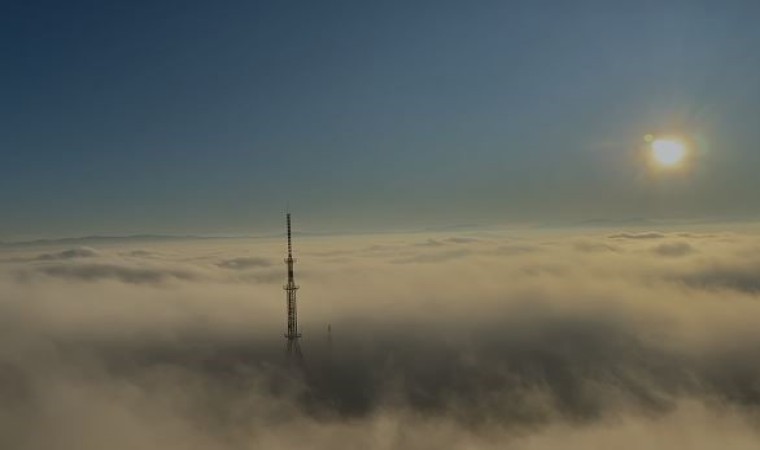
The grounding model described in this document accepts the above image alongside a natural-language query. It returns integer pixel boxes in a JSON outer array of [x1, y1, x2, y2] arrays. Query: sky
[[4, 4, 760, 444], [2, 0, 760, 238]]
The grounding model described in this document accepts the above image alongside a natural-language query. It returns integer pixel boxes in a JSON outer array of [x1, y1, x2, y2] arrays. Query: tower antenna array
[[283, 213, 303, 363]]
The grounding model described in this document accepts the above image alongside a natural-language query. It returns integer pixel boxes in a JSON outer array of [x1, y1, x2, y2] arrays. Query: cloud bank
[[1, 228, 760, 448]]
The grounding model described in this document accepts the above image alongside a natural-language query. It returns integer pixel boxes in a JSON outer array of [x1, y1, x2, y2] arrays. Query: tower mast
[[284, 213, 303, 362]]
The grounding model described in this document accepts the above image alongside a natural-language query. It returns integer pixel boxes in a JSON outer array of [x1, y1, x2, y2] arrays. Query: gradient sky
[[2, 0, 759, 238]]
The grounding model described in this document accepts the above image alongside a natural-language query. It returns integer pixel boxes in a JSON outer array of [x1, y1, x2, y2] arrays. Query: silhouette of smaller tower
[[327, 324, 333, 361]]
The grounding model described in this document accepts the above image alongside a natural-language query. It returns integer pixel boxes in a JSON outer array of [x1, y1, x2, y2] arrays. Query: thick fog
[[2, 227, 760, 449]]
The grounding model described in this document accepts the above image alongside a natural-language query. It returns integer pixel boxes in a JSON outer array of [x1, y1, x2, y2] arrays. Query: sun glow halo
[[651, 138, 688, 168]]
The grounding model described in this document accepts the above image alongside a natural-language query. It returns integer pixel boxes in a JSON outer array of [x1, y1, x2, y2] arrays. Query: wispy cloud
[[217, 257, 273, 270], [35, 247, 99, 261], [609, 232, 666, 240], [652, 242, 695, 257]]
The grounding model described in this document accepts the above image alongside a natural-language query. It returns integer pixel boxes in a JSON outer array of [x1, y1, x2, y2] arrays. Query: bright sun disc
[[651, 138, 687, 167]]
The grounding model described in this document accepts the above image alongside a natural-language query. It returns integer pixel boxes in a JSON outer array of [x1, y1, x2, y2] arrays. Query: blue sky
[[2, 0, 759, 238]]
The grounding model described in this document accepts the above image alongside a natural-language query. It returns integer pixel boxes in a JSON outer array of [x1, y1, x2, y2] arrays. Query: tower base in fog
[[286, 336, 304, 367]]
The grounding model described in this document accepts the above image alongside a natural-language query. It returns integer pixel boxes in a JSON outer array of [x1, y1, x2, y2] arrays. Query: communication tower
[[283, 213, 303, 364]]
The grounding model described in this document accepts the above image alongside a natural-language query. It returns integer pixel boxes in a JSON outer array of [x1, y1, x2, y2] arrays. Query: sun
[[650, 137, 688, 168]]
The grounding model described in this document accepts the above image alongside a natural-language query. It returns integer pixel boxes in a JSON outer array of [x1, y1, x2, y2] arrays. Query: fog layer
[[2, 228, 760, 449]]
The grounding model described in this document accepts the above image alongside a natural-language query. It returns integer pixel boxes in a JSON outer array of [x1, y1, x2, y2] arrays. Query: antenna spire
[[287, 213, 293, 259]]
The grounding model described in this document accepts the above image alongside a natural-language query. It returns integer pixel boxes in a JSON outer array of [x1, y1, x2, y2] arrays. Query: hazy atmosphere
[[3, 1, 760, 449], [2, 227, 760, 448]]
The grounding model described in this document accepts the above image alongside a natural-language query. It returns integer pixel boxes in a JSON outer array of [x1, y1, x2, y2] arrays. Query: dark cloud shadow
[[674, 264, 760, 294], [217, 257, 273, 270], [26, 263, 200, 285], [391, 249, 472, 264], [35, 247, 99, 261], [609, 232, 666, 240], [652, 242, 695, 257]]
